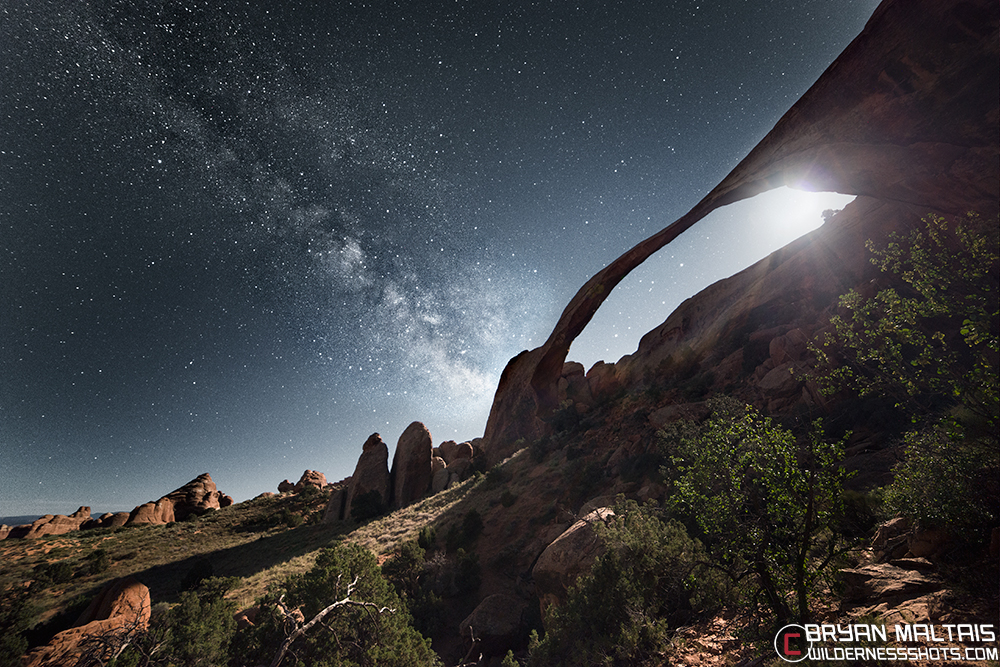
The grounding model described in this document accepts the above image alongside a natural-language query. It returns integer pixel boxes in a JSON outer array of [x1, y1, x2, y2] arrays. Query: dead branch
[[268, 575, 396, 667]]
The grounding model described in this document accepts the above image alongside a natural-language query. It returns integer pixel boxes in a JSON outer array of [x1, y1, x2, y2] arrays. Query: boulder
[[459, 594, 528, 658], [277, 479, 295, 493], [22, 577, 151, 667], [532, 507, 614, 612], [391, 422, 433, 508], [438, 440, 459, 463], [446, 458, 473, 487], [586, 360, 621, 401], [431, 466, 450, 494], [431, 456, 447, 476], [293, 470, 327, 492], [452, 441, 474, 461], [344, 434, 391, 521], [839, 563, 939, 602], [127, 498, 175, 525]]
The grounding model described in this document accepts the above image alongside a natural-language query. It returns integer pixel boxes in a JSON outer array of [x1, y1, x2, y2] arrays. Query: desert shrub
[[669, 398, 850, 621], [501, 489, 518, 507], [880, 419, 998, 531], [233, 543, 438, 667], [417, 525, 437, 551], [83, 548, 111, 576], [0, 586, 30, 667], [164, 577, 238, 667], [485, 464, 512, 490], [283, 509, 304, 528], [446, 509, 483, 551], [180, 558, 214, 592], [454, 549, 481, 595], [382, 540, 446, 637], [809, 212, 999, 533], [529, 501, 726, 667], [383, 540, 426, 602], [32, 560, 73, 587], [350, 489, 386, 522]]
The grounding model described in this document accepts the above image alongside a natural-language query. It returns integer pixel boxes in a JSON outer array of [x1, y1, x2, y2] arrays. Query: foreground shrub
[[234, 542, 438, 667], [529, 500, 725, 667]]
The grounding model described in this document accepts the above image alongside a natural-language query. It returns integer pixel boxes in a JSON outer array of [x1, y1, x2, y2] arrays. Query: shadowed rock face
[[344, 433, 391, 520], [482, 0, 999, 460], [391, 421, 434, 508]]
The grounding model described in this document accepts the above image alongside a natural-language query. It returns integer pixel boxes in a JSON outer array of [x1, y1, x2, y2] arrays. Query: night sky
[[1, 0, 875, 518]]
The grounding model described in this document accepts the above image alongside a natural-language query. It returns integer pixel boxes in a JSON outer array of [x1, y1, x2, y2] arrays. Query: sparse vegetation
[[529, 500, 725, 666]]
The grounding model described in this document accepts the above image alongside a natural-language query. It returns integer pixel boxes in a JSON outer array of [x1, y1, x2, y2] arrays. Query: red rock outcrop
[[22, 577, 151, 667], [482, 0, 999, 460], [344, 433, 391, 521], [126, 473, 228, 526], [292, 469, 327, 492], [390, 421, 433, 508], [277, 479, 295, 493], [6, 507, 93, 540]]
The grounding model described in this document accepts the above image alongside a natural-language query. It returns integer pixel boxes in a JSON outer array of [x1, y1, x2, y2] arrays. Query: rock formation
[[390, 421, 434, 508], [344, 433, 391, 521], [3, 507, 93, 540], [22, 577, 151, 667], [323, 478, 352, 523], [482, 0, 999, 461], [277, 479, 295, 493], [126, 473, 229, 526], [292, 469, 327, 492]]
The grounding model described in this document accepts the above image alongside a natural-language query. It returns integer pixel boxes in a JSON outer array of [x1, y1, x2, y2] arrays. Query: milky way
[[1, 0, 879, 516]]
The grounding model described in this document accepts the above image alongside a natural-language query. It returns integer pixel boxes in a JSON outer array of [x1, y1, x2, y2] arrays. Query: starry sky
[[1, 0, 876, 518]]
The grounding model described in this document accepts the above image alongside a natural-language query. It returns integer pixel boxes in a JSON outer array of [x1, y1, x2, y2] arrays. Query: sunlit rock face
[[22, 577, 151, 667], [126, 472, 228, 526], [6, 507, 93, 540], [482, 0, 999, 460]]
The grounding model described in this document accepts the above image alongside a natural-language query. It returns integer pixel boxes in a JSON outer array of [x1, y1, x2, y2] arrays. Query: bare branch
[[267, 575, 396, 667]]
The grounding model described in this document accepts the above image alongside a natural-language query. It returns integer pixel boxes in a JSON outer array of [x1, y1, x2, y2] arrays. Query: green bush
[[84, 548, 111, 576], [669, 398, 850, 621], [809, 212, 999, 534], [234, 543, 439, 667], [881, 419, 998, 531], [0, 586, 30, 667], [529, 501, 725, 666], [417, 525, 437, 552]]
